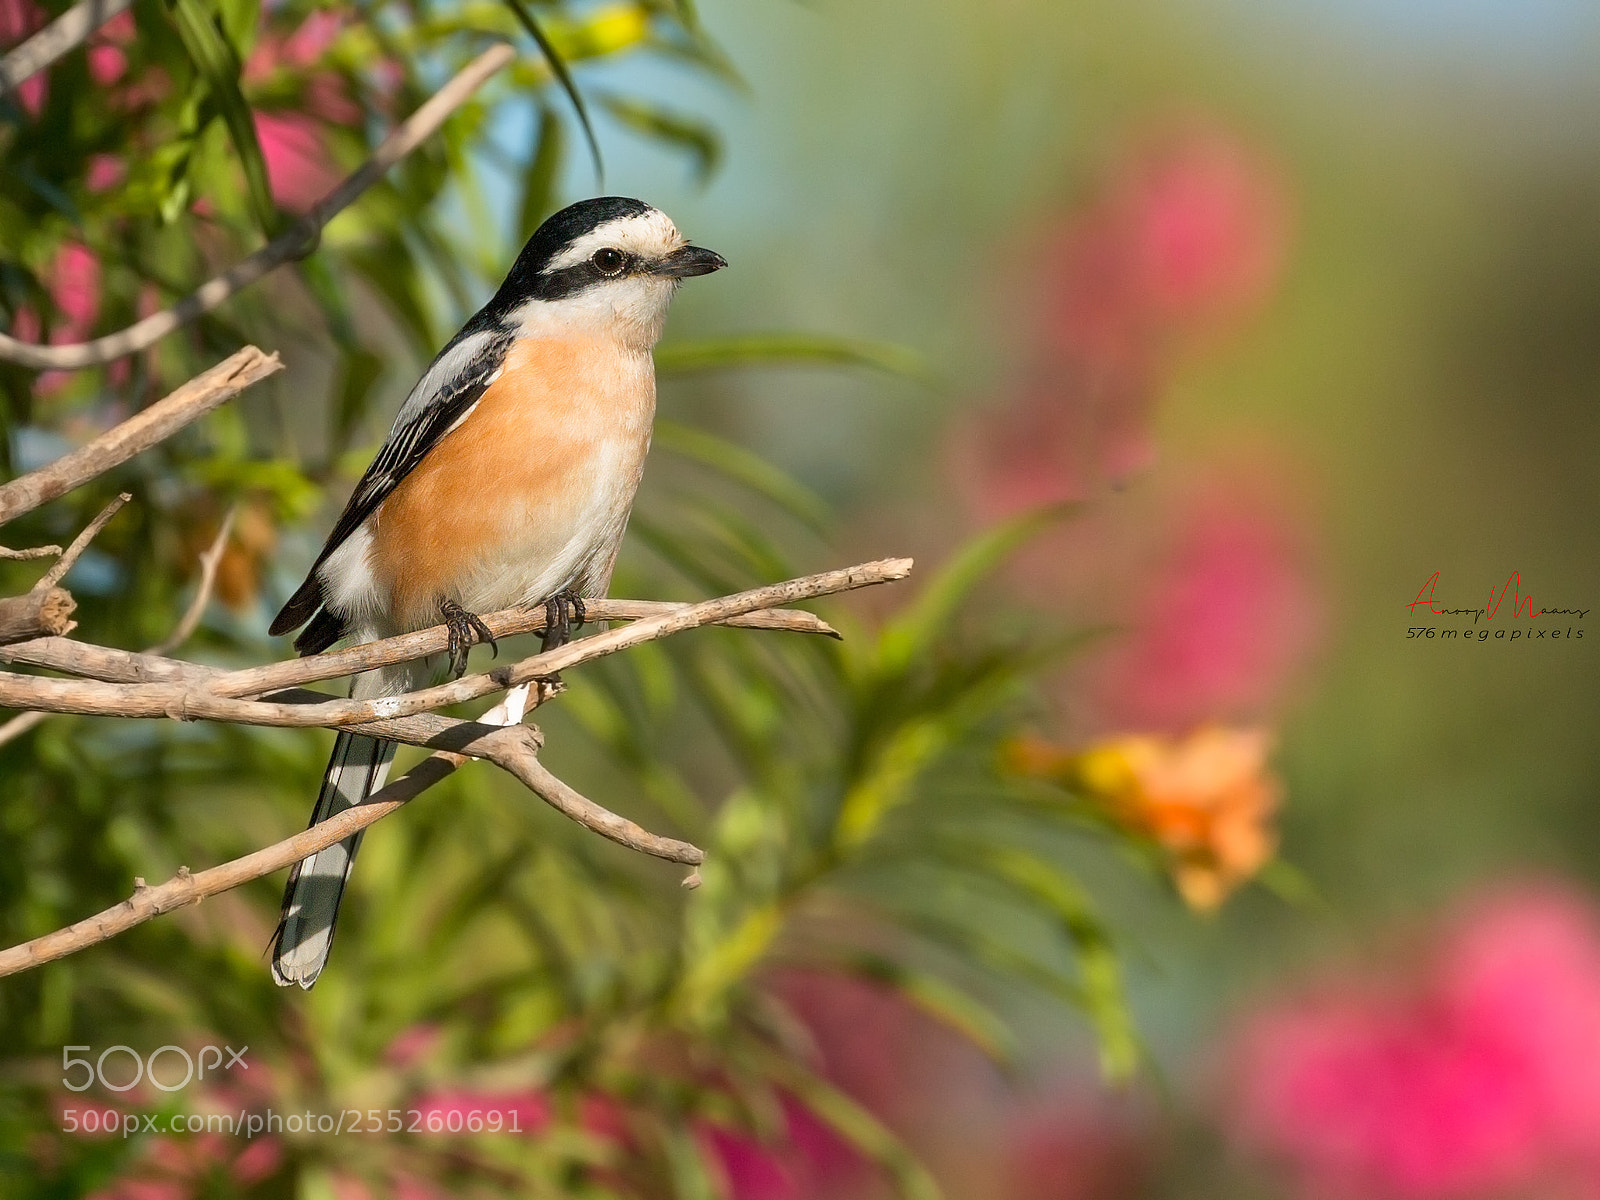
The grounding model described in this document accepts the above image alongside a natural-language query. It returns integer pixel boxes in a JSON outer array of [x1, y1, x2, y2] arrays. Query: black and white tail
[[271, 668, 403, 988]]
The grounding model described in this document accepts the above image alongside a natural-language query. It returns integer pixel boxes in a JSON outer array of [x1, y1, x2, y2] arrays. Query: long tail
[[271, 667, 404, 988]]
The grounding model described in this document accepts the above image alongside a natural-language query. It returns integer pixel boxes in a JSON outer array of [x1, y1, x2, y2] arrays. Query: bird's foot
[[535, 590, 587, 688], [440, 598, 497, 679], [541, 589, 587, 654]]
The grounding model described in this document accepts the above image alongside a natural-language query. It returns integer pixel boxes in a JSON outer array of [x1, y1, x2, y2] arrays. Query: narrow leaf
[[655, 419, 831, 534], [518, 105, 564, 241], [598, 93, 720, 183], [655, 333, 936, 385], [878, 503, 1077, 675], [831, 951, 1016, 1063], [167, 0, 277, 235], [766, 1061, 943, 1200], [499, 0, 604, 186]]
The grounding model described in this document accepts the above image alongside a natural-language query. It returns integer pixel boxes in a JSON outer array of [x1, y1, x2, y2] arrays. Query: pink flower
[[409, 1088, 550, 1135], [1114, 127, 1289, 329], [253, 110, 340, 213], [51, 242, 100, 335], [1, 0, 46, 113], [384, 1022, 442, 1069], [1003, 1103, 1151, 1200], [86, 154, 125, 191], [9, 242, 101, 389], [950, 121, 1290, 515], [1225, 884, 1600, 1199], [87, 43, 125, 85], [1067, 448, 1325, 733], [704, 1125, 803, 1200], [702, 1098, 862, 1200]]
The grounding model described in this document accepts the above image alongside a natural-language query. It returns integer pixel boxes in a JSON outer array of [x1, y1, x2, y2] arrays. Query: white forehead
[[543, 210, 685, 272]]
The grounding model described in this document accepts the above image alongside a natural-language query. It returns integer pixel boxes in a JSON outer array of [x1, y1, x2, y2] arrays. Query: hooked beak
[[652, 245, 727, 279]]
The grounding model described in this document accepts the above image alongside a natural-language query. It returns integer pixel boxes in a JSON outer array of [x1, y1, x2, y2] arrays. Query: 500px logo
[[62, 1044, 247, 1093]]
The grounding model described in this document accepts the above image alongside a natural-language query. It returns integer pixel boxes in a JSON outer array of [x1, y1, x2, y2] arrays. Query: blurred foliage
[[0, 2, 1189, 1197]]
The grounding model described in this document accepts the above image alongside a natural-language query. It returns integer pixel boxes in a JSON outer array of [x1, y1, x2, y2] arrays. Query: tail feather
[[271, 731, 395, 988]]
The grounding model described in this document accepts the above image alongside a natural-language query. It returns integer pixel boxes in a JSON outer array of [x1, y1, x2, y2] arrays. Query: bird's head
[[491, 197, 726, 349]]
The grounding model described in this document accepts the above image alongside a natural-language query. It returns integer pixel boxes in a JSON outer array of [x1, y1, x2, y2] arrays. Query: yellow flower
[[1006, 726, 1280, 910]]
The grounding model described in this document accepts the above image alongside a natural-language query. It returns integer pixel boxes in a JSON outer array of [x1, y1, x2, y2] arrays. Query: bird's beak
[[652, 245, 727, 278]]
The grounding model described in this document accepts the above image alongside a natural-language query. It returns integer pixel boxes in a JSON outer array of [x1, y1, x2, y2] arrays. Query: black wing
[[270, 332, 512, 648]]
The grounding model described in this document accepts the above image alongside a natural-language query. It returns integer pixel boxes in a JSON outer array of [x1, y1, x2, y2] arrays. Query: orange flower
[[1007, 726, 1280, 910]]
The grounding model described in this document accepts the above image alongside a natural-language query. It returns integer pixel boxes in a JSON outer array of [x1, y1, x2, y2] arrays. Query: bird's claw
[[440, 598, 497, 679], [541, 589, 587, 653]]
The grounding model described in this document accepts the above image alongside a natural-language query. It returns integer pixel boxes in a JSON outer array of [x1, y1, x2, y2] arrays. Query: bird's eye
[[592, 248, 626, 276]]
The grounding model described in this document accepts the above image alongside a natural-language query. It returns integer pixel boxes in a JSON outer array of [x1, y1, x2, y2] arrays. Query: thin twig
[[0, 600, 837, 689], [0, 43, 517, 370], [0, 348, 281, 525], [0, 545, 62, 560], [32, 493, 129, 592], [148, 505, 235, 656], [0, 0, 132, 95], [0, 715, 705, 977], [0, 710, 47, 748], [0, 750, 462, 978], [0, 560, 914, 727], [0, 506, 237, 748]]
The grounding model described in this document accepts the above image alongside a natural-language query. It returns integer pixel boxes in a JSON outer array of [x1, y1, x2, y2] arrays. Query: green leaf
[[655, 419, 831, 534], [958, 843, 1140, 1080], [655, 333, 936, 385], [765, 1061, 942, 1200], [498, 0, 604, 186], [330, 348, 384, 455], [166, 0, 278, 236], [598, 93, 721, 184], [518, 105, 564, 241], [877, 503, 1077, 675], [830, 952, 1016, 1063]]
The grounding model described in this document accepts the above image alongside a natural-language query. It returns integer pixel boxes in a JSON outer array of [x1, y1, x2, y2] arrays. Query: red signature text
[[1408, 572, 1588, 624]]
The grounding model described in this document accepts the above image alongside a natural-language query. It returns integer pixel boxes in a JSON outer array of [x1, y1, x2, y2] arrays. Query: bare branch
[[0, 715, 703, 977], [0, 589, 75, 644], [0, 600, 834, 691], [212, 597, 838, 698], [0, 710, 47, 748], [0, 545, 62, 560], [0, 348, 281, 526], [0, 749, 461, 978], [0, 559, 913, 726], [32, 492, 129, 592], [0, 0, 132, 95], [0, 507, 236, 746], [0, 44, 517, 370]]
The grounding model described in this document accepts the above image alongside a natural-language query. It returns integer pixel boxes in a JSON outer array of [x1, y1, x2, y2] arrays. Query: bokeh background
[[4, 0, 1600, 1196]]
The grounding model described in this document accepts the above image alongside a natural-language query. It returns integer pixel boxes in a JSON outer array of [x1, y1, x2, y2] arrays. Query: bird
[[265, 196, 725, 988]]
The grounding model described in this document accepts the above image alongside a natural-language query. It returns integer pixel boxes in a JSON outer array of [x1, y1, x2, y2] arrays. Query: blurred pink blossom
[[384, 1022, 443, 1069], [410, 1088, 550, 1134], [51, 242, 100, 334], [1226, 884, 1600, 1200], [951, 120, 1290, 515], [703, 1097, 863, 1200], [0, 0, 46, 112], [88, 1129, 283, 1199], [10, 242, 102, 391], [253, 110, 341, 213], [1075, 453, 1325, 732], [1003, 1102, 1151, 1200], [87, 43, 125, 85], [242, 11, 359, 212], [87, 153, 126, 191]]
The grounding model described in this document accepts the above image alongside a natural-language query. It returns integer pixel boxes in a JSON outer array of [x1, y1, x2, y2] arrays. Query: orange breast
[[366, 335, 653, 629]]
